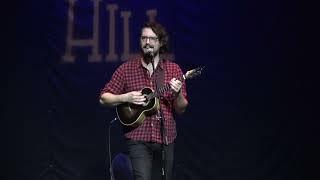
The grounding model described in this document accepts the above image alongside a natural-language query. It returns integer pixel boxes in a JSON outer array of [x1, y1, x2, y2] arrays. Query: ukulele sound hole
[[142, 96, 149, 107]]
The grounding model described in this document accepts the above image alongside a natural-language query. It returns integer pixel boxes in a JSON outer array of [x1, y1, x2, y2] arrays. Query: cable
[[108, 117, 118, 180]]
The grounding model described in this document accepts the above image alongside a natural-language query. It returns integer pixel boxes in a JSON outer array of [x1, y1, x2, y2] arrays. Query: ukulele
[[116, 66, 204, 127]]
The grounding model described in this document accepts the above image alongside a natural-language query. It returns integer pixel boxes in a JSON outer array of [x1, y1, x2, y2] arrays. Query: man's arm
[[100, 91, 146, 107], [170, 78, 189, 114], [173, 91, 188, 114], [99, 92, 127, 107]]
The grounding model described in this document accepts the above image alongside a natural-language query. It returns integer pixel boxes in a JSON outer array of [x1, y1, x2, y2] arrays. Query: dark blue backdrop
[[8, 0, 318, 180]]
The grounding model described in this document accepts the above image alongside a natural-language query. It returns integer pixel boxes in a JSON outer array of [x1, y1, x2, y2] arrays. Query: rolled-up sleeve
[[100, 65, 126, 96]]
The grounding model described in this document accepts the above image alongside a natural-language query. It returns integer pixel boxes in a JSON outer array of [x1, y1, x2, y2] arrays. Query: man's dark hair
[[142, 21, 169, 54]]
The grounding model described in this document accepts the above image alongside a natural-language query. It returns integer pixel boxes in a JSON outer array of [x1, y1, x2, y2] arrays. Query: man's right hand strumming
[[124, 91, 146, 105]]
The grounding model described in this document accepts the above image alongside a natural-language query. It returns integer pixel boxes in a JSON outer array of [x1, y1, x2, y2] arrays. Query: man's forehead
[[141, 27, 157, 36]]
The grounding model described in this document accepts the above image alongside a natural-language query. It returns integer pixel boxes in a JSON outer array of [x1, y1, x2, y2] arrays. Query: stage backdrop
[[9, 0, 317, 180]]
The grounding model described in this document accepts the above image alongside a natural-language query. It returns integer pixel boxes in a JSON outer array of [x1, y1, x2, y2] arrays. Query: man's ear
[[159, 41, 163, 47]]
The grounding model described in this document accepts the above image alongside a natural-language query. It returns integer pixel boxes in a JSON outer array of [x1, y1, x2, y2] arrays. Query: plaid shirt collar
[[136, 57, 165, 70]]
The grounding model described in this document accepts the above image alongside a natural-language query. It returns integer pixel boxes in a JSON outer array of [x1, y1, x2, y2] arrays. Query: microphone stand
[[151, 58, 168, 180], [108, 117, 118, 180]]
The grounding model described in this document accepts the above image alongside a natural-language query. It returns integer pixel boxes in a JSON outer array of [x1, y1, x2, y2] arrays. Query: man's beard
[[141, 45, 159, 63], [143, 52, 153, 63]]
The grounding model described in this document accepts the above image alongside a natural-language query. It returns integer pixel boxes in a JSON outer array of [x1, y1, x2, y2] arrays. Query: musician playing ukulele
[[100, 21, 188, 180]]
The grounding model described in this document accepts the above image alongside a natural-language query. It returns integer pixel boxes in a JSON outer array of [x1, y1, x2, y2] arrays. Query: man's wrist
[[173, 89, 182, 99], [120, 93, 128, 103]]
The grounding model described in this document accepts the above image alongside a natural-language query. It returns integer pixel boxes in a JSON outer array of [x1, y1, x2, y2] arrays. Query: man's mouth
[[144, 47, 154, 53], [144, 45, 153, 49]]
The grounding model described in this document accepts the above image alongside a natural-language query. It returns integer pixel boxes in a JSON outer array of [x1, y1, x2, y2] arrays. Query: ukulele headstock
[[184, 66, 205, 80]]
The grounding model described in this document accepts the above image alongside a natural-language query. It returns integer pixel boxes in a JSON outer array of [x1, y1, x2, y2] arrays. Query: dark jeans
[[126, 140, 174, 180]]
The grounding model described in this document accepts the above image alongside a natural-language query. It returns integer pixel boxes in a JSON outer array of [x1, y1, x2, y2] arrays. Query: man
[[100, 21, 188, 180]]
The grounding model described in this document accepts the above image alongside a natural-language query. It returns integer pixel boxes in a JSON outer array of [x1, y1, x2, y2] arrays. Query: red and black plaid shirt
[[100, 58, 187, 144]]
